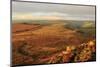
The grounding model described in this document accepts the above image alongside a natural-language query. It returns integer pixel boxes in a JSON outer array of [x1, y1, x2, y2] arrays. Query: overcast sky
[[12, 1, 95, 21]]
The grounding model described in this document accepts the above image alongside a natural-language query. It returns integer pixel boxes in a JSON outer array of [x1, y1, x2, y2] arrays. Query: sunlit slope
[[12, 21, 95, 65], [13, 23, 83, 45]]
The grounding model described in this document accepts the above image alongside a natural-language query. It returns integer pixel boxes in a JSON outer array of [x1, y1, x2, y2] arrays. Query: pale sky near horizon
[[12, 1, 95, 21]]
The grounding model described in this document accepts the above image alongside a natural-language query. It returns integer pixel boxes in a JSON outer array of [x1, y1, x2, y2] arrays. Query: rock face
[[12, 22, 96, 66], [48, 40, 96, 64]]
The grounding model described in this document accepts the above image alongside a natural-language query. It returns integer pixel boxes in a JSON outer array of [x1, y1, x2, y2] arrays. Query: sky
[[12, 1, 95, 21]]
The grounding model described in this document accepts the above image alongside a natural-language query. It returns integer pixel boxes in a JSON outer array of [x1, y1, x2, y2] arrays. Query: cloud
[[12, 1, 95, 21], [12, 1, 95, 15], [12, 12, 95, 21]]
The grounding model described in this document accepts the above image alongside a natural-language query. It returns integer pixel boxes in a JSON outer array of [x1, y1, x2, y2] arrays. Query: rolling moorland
[[12, 20, 96, 66]]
